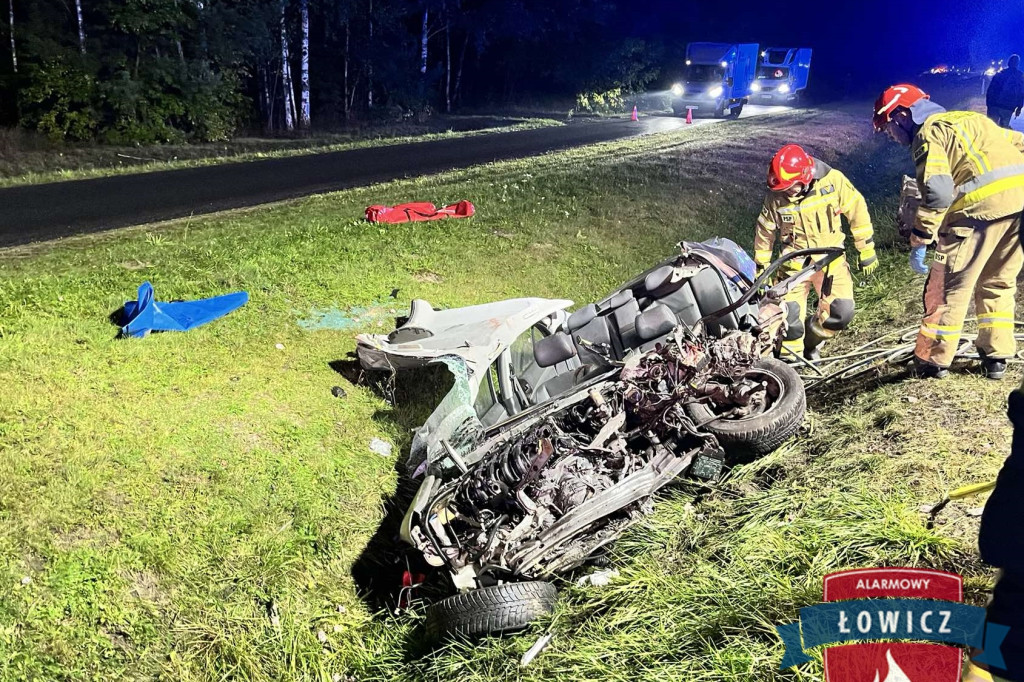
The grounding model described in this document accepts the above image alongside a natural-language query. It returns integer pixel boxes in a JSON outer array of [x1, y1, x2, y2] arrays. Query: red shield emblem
[[822, 568, 963, 682]]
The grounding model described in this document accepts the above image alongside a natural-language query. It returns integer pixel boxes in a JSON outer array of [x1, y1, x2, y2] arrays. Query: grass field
[[0, 106, 1015, 681], [0, 116, 562, 188]]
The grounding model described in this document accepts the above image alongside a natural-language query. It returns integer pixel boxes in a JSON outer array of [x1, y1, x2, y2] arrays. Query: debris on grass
[[520, 633, 554, 667], [331, 386, 348, 399], [119, 281, 248, 338], [298, 301, 397, 332], [369, 438, 393, 457], [575, 568, 619, 588]]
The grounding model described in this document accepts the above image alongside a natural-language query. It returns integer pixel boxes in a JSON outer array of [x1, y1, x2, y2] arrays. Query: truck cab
[[749, 47, 812, 103], [671, 42, 759, 119]]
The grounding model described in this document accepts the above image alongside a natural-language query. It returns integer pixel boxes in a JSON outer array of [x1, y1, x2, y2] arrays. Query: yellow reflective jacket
[[753, 160, 875, 273], [912, 110, 1024, 246]]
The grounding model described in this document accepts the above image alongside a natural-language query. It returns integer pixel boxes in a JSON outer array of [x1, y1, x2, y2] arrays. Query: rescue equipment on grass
[[119, 281, 248, 338], [365, 200, 475, 224]]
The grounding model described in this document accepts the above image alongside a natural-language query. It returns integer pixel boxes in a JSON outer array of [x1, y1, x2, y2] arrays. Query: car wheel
[[424, 581, 557, 643], [684, 358, 805, 461]]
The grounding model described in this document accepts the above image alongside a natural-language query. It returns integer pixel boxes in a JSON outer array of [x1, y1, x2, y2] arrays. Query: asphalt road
[[0, 105, 788, 247]]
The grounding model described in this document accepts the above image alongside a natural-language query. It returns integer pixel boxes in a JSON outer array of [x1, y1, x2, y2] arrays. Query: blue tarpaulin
[[120, 281, 248, 338]]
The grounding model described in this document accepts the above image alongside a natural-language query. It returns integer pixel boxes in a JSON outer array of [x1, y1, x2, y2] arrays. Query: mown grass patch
[[0, 117, 562, 188], [0, 107, 1013, 681]]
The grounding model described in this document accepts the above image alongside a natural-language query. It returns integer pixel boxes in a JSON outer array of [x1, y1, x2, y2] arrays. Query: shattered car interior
[[356, 240, 844, 642]]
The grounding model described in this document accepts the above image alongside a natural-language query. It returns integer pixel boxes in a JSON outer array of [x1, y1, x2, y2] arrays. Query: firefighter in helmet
[[753, 144, 877, 361], [874, 83, 1024, 379]]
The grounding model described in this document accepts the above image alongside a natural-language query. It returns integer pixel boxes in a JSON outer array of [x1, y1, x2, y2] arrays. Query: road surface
[[0, 105, 788, 247]]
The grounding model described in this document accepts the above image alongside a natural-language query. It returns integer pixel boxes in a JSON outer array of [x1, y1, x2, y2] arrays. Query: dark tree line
[[0, 0, 667, 144]]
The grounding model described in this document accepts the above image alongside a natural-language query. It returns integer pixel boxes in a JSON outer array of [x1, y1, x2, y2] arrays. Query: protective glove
[[860, 259, 879, 276], [909, 245, 929, 275]]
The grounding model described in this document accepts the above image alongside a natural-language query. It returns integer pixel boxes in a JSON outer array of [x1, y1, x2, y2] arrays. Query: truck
[[670, 43, 759, 119], [749, 47, 812, 104]]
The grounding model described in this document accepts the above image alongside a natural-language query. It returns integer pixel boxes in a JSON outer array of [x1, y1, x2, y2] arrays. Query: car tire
[[424, 581, 557, 643], [684, 358, 805, 461]]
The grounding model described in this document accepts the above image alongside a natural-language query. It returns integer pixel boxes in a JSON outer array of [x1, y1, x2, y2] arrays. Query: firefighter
[[753, 144, 877, 361], [874, 84, 1024, 379]]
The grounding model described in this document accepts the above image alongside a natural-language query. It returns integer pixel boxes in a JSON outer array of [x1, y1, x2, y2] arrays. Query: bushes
[[574, 87, 626, 114], [18, 56, 244, 145], [19, 57, 100, 142]]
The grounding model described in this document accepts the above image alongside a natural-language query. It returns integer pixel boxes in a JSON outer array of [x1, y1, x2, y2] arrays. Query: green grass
[[0, 116, 562, 188], [0, 107, 1013, 681]]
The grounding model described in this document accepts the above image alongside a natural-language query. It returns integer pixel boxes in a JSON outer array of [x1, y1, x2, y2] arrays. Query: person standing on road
[[753, 144, 876, 361], [987, 55, 1024, 128], [874, 83, 1024, 379]]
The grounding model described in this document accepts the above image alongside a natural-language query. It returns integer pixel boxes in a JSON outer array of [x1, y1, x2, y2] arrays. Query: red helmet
[[767, 144, 814, 192], [873, 83, 929, 131]]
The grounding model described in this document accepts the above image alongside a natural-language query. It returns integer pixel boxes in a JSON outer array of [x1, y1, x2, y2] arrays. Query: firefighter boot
[[912, 356, 949, 379], [803, 316, 827, 362], [980, 352, 1007, 380]]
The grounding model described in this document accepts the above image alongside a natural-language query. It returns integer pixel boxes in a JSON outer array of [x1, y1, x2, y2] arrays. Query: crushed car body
[[355, 239, 843, 641]]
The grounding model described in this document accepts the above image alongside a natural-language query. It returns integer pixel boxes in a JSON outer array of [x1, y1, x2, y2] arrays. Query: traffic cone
[[685, 108, 693, 124], [631, 105, 639, 122]]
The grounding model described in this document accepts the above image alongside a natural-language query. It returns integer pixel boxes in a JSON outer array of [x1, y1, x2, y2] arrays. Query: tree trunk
[[195, 0, 207, 58], [259, 63, 273, 132], [419, 8, 428, 75], [299, 0, 310, 129], [280, 0, 295, 132], [454, 32, 468, 104], [74, 0, 85, 54], [8, 0, 16, 73], [444, 20, 451, 113], [367, 0, 373, 110], [343, 23, 350, 121]]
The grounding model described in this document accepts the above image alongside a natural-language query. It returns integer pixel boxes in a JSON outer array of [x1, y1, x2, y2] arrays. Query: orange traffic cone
[[685, 107, 693, 124], [631, 105, 639, 122]]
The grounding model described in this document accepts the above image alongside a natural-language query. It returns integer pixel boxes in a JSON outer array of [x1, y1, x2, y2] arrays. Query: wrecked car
[[356, 240, 843, 642]]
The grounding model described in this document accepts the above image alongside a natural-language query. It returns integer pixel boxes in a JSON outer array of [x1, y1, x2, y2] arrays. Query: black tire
[[728, 103, 744, 119], [424, 581, 557, 643], [685, 358, 805, 461]]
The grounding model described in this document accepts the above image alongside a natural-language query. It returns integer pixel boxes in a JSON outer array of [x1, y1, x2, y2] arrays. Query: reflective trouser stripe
[[850, 225, 872, 238], [978, 311, 1015, 330], [919, 324, 962, 339], [916, 213, 1024, 366], [755, 250, 773, 263]]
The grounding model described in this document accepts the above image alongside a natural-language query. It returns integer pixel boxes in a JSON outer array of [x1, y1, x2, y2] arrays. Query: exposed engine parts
[[417, 330, 782, 581]]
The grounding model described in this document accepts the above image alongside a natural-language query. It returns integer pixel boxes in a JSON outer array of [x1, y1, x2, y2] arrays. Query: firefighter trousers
[[781, 257, 856, 356], [917, 213, 1024, 368]]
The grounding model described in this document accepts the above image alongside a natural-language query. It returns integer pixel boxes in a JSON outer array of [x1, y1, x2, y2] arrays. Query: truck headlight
[[750, 82, 761, 93], [709, 85, 723, 98], [778, 83, 791, 94], [671, 83, 684, 96]]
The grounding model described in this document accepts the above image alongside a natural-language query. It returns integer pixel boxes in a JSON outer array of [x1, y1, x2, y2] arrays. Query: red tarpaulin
[[365, 200, 475, 224]]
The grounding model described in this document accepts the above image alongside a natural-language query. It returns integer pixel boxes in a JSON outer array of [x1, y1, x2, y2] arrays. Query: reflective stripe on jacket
[[911, 110, 1024, 246]]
